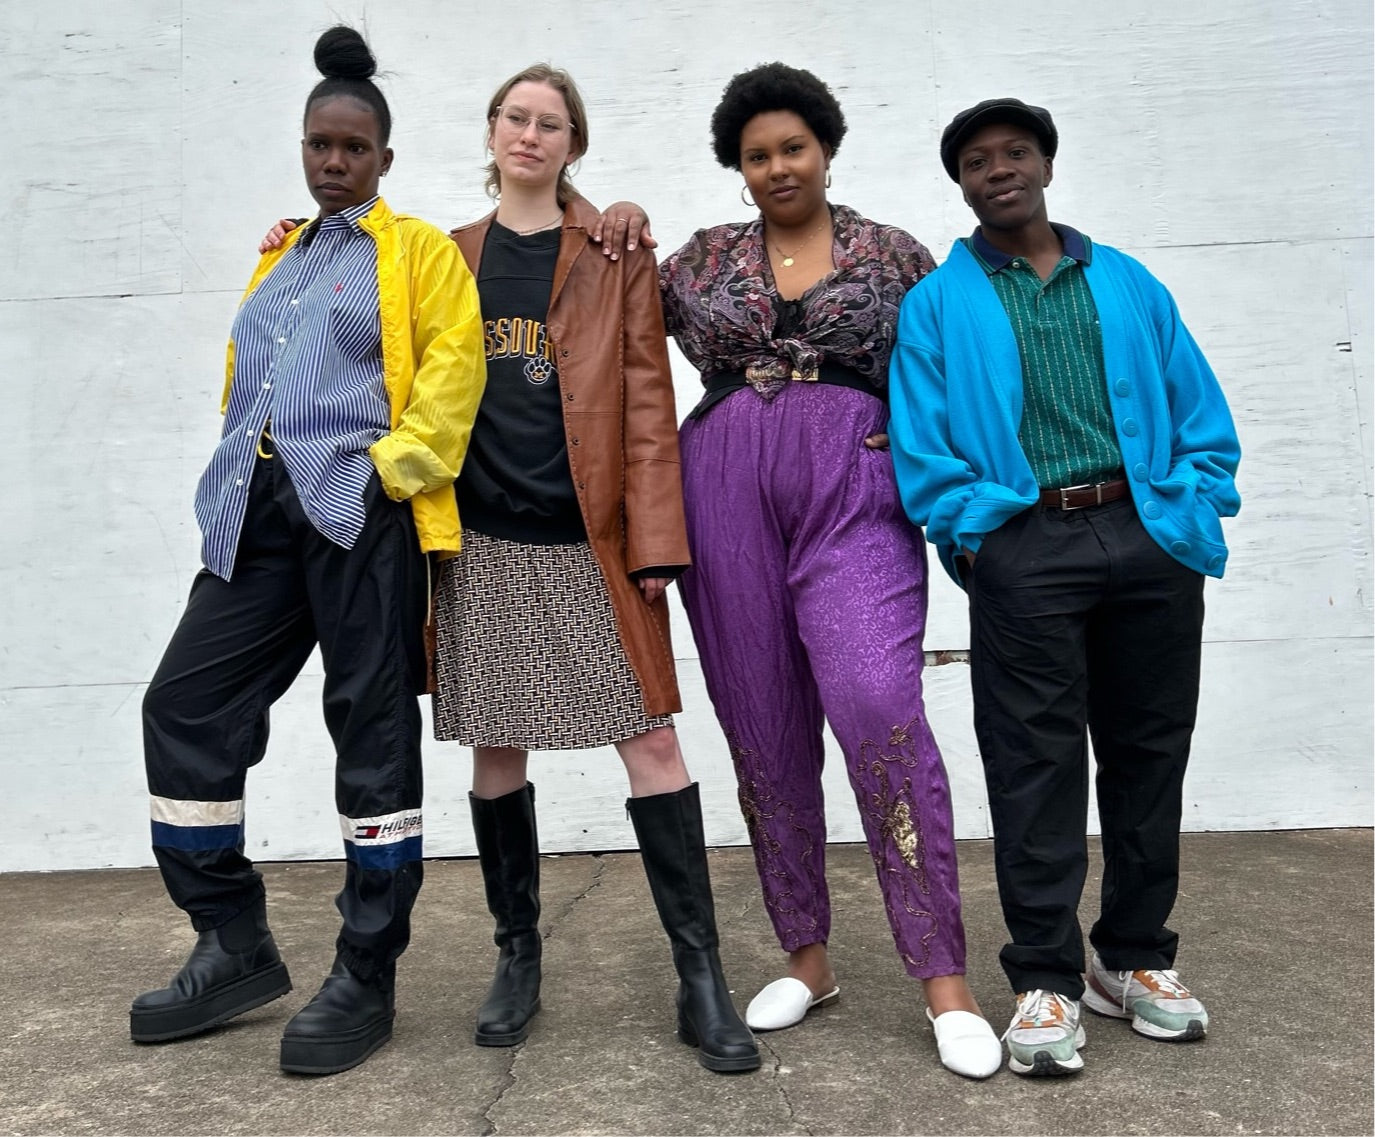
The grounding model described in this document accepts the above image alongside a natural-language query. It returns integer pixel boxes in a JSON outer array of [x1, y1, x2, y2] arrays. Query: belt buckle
[[1058, 482, 1094, 510]]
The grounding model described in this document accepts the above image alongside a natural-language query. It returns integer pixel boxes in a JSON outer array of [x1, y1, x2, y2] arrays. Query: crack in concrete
[[476, 854, 608, 1134], [757, 1035, 814, 1136], [540, 851, 607, 943], [477, 1043, 523, 1137]]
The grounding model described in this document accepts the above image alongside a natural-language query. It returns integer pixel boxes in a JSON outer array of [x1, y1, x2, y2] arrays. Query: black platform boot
[[470, 782, 542, 1046], [279, 955, 395, 1075], [130, 896, 292, 1043], [627, 783, 761, 1073]]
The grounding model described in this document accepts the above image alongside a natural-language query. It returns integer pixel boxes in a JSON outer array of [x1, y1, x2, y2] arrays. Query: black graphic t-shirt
[[458, 221, 585, 543]]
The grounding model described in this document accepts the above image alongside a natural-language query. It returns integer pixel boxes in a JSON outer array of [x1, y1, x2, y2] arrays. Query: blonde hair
[[484, 63, 589, 206]]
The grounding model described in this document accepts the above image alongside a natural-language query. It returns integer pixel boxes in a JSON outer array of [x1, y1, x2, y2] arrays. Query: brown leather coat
[[450, 197, 689, 716]]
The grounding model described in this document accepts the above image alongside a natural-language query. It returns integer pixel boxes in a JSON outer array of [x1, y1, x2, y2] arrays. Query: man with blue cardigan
[[888, 99, 1241, 1078]]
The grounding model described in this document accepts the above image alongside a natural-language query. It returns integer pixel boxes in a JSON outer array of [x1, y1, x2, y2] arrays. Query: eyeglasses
[[494, 105, 575, 136]]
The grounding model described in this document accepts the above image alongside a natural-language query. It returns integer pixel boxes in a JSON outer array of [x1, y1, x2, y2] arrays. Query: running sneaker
[[1003, 989, 1086, 1076], [1082, 953, 1208, 1041]]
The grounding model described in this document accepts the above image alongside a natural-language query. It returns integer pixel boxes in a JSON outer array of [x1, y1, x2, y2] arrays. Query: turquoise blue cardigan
[[889, 238, 1241, 586]]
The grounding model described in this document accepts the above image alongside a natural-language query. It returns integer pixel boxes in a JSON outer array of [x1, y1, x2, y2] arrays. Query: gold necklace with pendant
[[771, 217, 829, 268]]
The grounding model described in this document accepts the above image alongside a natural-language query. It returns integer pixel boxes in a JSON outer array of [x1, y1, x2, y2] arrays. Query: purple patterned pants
[[678, 384, 966, 979]]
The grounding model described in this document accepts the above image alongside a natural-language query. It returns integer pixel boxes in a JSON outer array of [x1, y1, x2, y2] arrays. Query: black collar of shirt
[[969, 222, 1090, 273]]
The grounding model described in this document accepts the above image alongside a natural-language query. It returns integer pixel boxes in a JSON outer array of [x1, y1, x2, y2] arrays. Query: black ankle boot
[[627, 783, 761, 1073], [279, 956, 395, 1075], [130, 897, 291, 1042], [470, 782, 542, 1046]]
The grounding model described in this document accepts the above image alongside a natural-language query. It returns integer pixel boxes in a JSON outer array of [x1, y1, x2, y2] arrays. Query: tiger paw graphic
[[524, 356, 555, 385]]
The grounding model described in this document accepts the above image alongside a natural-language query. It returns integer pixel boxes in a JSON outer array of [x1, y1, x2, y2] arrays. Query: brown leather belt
[[1037, 478, 1129, 510]]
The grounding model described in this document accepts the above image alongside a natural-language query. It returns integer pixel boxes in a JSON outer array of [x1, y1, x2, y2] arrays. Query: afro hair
[[710, 62, 847, 170]]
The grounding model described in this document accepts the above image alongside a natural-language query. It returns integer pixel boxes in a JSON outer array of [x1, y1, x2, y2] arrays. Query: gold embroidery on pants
[[728, 732, 823, 941], [884, 798, 924, 879], [854, 717, 942, 971], [866, 773, 929, 895]]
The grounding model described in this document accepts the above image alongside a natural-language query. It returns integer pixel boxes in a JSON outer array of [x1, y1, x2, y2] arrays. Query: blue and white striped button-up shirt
[[194, 197, 391, 580]]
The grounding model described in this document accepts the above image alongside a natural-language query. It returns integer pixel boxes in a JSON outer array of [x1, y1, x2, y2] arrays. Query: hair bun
[[313, 25, 377, 82]]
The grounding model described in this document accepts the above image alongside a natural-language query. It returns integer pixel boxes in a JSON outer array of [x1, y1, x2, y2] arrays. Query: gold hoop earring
[[825, 170, 832, 189], [740, 185, 757, 208]]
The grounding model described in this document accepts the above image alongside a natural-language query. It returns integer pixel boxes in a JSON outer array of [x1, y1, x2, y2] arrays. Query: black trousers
[[965, 498, 1205, 999], [142, 451, 428, 978]]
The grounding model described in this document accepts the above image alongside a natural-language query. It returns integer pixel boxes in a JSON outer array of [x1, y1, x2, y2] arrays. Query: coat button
[[1170, 540, 1191, 556], [1142, 501, 1162, 519], [1121, 418, 1139, 436], [1132, 463, 1149, 481], [1208, 553, 1225, 571], [1115, 378, 1130, 396]]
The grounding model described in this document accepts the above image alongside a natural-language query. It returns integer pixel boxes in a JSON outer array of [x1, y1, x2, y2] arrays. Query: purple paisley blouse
[[658, 204, 935, 401]]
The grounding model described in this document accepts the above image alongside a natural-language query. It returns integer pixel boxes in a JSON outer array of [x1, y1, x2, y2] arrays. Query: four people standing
[[133, 32, 1240, 1083]]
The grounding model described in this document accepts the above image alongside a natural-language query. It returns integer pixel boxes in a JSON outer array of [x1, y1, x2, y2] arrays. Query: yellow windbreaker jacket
[[222, 197, 486, 555]]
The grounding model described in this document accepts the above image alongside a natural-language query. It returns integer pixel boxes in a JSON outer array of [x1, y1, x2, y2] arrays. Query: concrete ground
[[1, 829, 1370, 1137]]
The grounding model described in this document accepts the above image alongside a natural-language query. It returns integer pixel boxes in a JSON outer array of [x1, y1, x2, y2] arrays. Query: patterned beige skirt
[[431, 529, 673, 750]]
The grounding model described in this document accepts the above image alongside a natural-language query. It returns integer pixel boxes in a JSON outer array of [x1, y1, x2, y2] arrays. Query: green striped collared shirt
[[963, 225, 1122, 489]]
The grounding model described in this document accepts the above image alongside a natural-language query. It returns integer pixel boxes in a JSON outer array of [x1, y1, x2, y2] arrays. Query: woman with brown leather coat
[[434, 64, 757, 1074]]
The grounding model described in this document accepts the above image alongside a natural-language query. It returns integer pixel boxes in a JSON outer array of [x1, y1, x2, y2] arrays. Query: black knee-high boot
[[470, 782, 542, 1046], [130, 894, 291, 1042], [627, 783, 760, 1073]]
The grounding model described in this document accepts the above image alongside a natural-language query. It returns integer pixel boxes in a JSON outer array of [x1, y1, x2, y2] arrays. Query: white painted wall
[[2, 0, 1370, 872]]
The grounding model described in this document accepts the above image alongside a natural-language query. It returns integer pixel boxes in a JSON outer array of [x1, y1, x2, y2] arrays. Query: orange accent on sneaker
[[1012, 990, 1070, 1029], [1134, 970, 1194, 999]]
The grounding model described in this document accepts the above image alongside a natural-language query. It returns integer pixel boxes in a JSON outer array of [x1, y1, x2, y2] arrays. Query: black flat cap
[[940, 98, 1057, 181]]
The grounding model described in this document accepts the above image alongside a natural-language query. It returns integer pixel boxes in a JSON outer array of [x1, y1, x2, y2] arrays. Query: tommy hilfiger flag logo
[[344, 810, 423, 844], [338, 809, 423, 870]]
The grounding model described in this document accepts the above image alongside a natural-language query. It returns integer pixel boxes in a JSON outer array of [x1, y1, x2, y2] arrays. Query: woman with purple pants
[[656, 64, 1001, 1079]]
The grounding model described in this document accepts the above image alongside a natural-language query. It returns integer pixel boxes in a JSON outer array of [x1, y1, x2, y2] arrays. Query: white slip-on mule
[[745, 977, 841, 1031], [926, 1007, 1002, 1079]]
